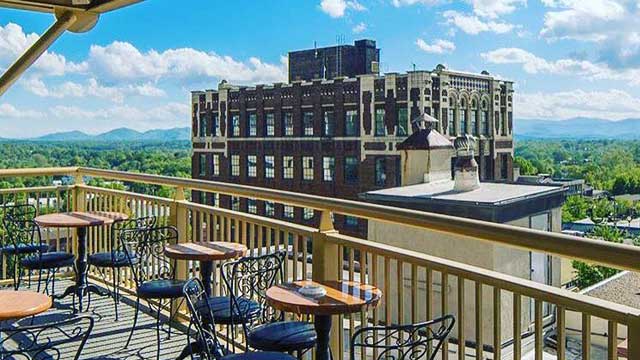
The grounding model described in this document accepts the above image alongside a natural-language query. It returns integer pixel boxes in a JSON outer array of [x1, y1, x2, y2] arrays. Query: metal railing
[[0, 166, 637, 360]]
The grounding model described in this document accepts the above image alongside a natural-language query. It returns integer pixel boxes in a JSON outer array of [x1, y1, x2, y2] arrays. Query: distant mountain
[[26, 127, 191, 142], [515, 118, 640, 139]]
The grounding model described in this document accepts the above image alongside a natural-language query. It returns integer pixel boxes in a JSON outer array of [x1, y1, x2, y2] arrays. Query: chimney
[[453, 135, 480, 192]]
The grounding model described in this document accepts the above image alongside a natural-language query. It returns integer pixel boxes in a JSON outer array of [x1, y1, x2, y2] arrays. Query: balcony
[[0, 166, 638, 360]]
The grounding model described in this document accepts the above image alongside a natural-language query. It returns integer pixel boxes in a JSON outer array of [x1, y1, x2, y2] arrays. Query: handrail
[[1, 166, 639, 273]]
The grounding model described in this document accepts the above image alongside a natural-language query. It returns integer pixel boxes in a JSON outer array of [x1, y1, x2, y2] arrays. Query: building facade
[[191, 63, 515, 236]]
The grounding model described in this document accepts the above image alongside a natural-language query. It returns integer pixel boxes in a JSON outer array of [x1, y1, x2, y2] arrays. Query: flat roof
[[583, 271, 640, 309]]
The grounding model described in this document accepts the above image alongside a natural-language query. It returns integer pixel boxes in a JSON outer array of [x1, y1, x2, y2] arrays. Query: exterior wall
[[366, 206, 562, 349]]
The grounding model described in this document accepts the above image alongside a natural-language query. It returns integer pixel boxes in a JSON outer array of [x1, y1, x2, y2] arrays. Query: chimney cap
[[454, 134, 476, 154]]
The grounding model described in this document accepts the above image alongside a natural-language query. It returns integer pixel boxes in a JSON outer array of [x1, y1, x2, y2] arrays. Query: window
[[231, 155, 240, 176], [248, 113, 257, 136], [460, 109, 467, 134], [212, 114, 219, 136], [231, 196, 240, 211], [265, 201, 275, 217], [283, 112, 293, 136], [283, 156, 294, 179], [199, 116, 207, 137], [303, 156, 314, 180], [284, 205, 294, 219], [471, 110, 478, 136], [303, 208, 314, 220], [345, 215, 358, 227], [481, 111, 489, 135], [247, 155, 257, 177], [213, 193, 220, 207], [266, 113, 275, 136], [397, 107, 408, 136], [198, 154, 207, 176], [212, 154, 220, 176], [448, 108, 455, 135], [375, 158, 386, 187], [247, 198, 257, 214], [375, 108, 385, 136], [345, 157, 359, 183], [303, 112, 314, 136], [232, 114, 240, 137], [264, 156, 275, 179], [345, 110, 358, 136], [323, 157, 335, 181], [323, 110, 334, 136]]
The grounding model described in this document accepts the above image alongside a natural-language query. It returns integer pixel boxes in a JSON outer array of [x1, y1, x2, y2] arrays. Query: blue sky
[[1, 0, 640, 137]]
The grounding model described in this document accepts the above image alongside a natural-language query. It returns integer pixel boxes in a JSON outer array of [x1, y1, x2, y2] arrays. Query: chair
[[350, 315, 455, 360], [120, 225, 187, 360], [2, 205, 74, 296], [0, 315, 94, 360], [182, 277, 296, 360], [222, 250, 317, 356], [87, 216, 156, 320], [1, 204, 49, 290]]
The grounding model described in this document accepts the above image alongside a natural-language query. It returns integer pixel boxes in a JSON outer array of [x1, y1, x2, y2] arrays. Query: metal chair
[[0, 315, 94, 360], [349, 315, 455, 360], [182, 277, 296, 360], [1, 204, 49, 290], [87, 216, 156, 320], [120, 225, 187, 360], [221, 250, 317, 356]]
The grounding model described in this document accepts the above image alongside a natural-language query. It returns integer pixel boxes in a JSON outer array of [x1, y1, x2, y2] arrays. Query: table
[[266, 280, 382, 360], [0, 290, 51, 321], [164, 241, 247, 295], [34, 211, 128, 312]]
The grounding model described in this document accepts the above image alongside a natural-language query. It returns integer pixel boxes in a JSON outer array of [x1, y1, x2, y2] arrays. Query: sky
[[1, 0, 640, 138]]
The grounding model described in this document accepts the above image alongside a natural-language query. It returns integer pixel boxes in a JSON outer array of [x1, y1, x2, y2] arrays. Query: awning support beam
[[0, 11, 77, 97]]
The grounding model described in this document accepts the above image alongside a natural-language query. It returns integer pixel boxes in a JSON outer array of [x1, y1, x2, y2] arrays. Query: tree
[[562, 195, 589, 222], [571, 225, 624, 289], [514, 156, 538, 175]]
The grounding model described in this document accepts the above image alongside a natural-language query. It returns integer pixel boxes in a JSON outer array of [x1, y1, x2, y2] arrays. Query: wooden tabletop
[[34, 211, 129, 228], [266, 280, 382, 316], [164, 241, 247, 261], [0, 290, 52, 321]]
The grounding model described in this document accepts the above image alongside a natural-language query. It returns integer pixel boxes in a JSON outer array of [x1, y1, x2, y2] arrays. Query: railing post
[[312, 210, 340, 357], [171, 187, 188, 316], [71, 173, 85, 257], [629, 315, 640, 360]]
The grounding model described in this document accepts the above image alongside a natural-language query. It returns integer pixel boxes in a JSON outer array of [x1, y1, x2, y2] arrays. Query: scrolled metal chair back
[[111, 216, 156, 259], [221, 250, 286, 331], [2, 204, 39, 248], [120, 225, 178, 287], [183, 277, 225, 360], [350, 315, 455, 360], [0, 315, 94, 360]]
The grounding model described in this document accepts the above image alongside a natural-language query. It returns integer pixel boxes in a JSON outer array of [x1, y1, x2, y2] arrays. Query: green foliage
[[572, 225, 625, 289], [562, 195, 590, 222], [514, 156, 538, 175]]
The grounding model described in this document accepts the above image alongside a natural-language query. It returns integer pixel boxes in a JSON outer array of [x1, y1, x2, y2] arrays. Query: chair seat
[[0, 243, 49, 255], [208, 296, 261, 324], [137, 279, 187, 299], [88, 251, 137, 268], [223, 352, 296, 360], [247, 321, 317, 352], [20, 252, 74, 270]]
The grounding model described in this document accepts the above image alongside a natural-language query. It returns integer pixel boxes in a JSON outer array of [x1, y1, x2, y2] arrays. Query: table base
[[315, 315, 333, 360]]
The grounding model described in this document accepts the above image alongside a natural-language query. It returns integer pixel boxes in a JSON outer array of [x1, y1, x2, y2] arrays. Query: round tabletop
[[0, 290, 52, 321], [164, 241, 247, 261], [266, 280, 382, 316], [34, 211, 129, 228]]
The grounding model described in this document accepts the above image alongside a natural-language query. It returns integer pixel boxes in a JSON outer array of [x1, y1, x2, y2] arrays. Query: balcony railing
[[0, 166, 638, 360]]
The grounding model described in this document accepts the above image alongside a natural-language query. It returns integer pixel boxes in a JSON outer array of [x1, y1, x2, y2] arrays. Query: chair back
[[183, 277, 225, 360], [350, 315, 455, 360], [120, 225, 178, 288], [221, 250, 286, 332], [0, 315, 94, 360], [1, 204, 40, 249], [111, 216, 156, 260]]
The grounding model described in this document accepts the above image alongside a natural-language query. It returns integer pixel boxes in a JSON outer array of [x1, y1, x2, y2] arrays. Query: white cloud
[[481, 47, 640, 85], [0, 103, 43, 119], [416, 38, 456, 54], [443, 10, 515, 34], [391, 0, 443, 6], [352, 22, 367, 33], [21, 77, 166, 103], [516, 89, 640, 120], [469, 0, 526, 19], [319, 0, 366, 18]]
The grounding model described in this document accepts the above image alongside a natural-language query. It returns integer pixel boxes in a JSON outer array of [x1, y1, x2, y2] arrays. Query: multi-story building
[[191, 40, 515, 237]]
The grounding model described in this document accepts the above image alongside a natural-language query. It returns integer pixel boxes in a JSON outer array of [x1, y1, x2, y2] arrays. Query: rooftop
[[583, 271, 640, 309]]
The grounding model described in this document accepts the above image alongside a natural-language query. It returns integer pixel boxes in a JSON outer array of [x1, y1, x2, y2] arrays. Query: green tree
[[571, 225, 624, 289]]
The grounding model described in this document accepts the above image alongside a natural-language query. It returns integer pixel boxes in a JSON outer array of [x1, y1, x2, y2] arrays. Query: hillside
[[26, 127, 191, 142], [515, 118, 640, 139]]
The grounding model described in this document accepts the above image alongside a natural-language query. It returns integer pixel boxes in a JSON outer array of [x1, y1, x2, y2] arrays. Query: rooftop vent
[[453, 135, 480, 192]]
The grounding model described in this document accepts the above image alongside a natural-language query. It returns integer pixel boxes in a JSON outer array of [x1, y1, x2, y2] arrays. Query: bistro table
[[266, 280, 382, 360], [0, 290, 51, 321], [34, 211, 128, 312], [164, 241, 247, 295]]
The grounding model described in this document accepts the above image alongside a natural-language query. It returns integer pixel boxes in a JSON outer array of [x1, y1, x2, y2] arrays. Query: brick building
[[191, 42, 514, 237]]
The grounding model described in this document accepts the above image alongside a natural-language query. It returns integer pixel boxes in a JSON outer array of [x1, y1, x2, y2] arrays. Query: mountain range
[[515, 118, 640, 139], [8, 127, 191, 142]]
